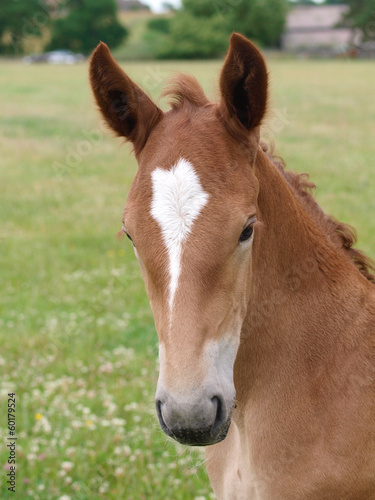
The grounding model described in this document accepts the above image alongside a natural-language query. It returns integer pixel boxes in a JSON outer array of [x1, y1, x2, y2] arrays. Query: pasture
[[1, 56, 374, 499]]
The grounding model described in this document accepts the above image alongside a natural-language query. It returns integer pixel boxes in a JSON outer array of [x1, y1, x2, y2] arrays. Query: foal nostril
[[211, 395, 226, 436], [156, 399, 173, 437]]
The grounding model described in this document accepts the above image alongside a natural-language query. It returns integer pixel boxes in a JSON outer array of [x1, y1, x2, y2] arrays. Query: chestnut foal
[[90, 33, 375, 499]]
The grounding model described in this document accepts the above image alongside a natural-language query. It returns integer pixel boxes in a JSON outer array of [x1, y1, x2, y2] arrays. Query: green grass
[[0, 57, 374, 500]]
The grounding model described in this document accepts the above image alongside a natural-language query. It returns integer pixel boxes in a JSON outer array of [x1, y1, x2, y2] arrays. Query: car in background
[[23, 50, 85, 65]]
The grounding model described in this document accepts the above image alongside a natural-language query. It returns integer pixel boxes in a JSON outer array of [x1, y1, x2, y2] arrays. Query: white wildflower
[[61, 461, 74, 472]]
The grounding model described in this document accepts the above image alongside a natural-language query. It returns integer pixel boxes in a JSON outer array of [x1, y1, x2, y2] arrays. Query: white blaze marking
[[150, 158, 209, 310]]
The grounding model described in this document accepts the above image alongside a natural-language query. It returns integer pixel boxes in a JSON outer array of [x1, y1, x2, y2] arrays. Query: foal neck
[[235, 148, 367, 402], [251, 148, 350, 296]]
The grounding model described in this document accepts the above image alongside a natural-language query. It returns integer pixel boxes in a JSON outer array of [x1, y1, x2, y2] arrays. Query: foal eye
[[126, 232, 134, 246], [122, 226, 135, 246], [239, 222, 255, 243]]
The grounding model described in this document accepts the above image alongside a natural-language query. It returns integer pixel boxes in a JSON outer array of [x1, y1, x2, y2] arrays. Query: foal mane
[[262, 143, 375, 284]]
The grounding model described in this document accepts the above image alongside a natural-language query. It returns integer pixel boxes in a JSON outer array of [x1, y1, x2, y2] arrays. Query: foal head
[[90, 33, 268, 446]]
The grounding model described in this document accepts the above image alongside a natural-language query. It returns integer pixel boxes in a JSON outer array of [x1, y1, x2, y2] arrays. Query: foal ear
[[90, 42, 163, 155], [219, 33, 268, 134]]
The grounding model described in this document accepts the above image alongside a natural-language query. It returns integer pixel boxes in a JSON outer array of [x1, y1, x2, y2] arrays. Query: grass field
[[1, 56, 375, 500]]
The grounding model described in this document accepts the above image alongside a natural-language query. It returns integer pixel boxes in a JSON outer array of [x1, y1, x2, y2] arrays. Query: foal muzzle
[[155, 392, 232, 446]]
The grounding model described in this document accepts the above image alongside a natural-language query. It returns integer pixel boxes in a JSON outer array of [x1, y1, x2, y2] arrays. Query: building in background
[[282, 4, 352, 53]]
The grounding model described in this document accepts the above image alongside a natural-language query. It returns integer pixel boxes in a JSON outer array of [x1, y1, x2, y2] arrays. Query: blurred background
[[1, 0, 374, 499], [1, 0, 375, 59]]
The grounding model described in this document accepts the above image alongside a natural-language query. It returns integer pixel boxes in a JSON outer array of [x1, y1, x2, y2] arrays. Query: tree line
[[0, 0, 127, 55], [0, 0, 373, 57]]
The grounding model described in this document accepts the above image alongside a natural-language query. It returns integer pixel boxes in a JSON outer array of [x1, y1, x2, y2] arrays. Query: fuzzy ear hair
[[90, 42, 162, 155], [219, 33, 268, 135]]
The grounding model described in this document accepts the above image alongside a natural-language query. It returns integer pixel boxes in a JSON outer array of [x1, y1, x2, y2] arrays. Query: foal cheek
[[133, 252, 156, 314], [243, 256, 254, 305], [230, 248, 254, 318], [135, 261, 168, 337]]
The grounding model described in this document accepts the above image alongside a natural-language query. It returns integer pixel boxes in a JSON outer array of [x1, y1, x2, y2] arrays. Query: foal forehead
[[140, 106, 238, 175], [150, 158, 209, 233], [126, 107, 259, 228]]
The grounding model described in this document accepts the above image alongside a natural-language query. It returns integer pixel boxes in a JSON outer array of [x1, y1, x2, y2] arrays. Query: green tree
[[161, 12, 228, 58], [146, 1, 228, 59], [146, 0, 289, 59], [290, 0, 317, 4], [182, 0, 221, 17], [0, 0, 50, 54], [48, 0, 128, 55], [226, 0, 290, 48], [343, 0, 375, 41]]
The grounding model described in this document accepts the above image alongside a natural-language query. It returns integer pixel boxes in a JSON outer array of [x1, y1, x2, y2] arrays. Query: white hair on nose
[[150, 158, 209, 310]]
